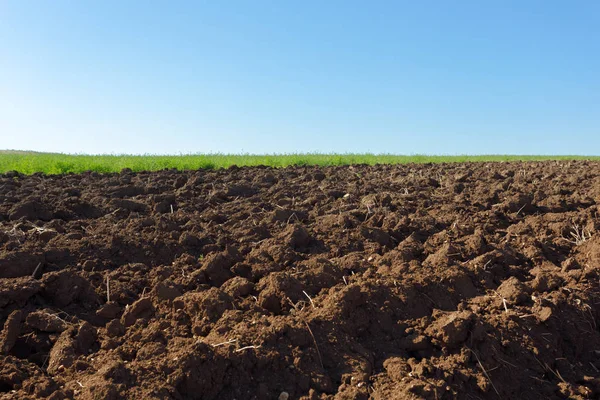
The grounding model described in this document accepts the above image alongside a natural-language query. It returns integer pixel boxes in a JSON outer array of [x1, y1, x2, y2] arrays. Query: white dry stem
[[467, 347, 500, 397], [515, 203, 527, 216], [31, 262, 42, 278], [44, 312, 69, 326], [235, 345, 261, 352], [302, 291, 315, 308], [286, 297, 306, 313], [286, 212, 299, 224], [492, 290, 509, 313], [305, 321, 324, 369], [563, 224, 592, 245], [211, 338, 237, 347]]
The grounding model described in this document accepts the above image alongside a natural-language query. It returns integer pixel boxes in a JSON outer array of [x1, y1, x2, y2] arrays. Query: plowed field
[[1, 162, 599, 399]]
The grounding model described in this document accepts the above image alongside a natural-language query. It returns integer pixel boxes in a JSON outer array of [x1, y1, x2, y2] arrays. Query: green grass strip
[[0, 152, 599, 175]]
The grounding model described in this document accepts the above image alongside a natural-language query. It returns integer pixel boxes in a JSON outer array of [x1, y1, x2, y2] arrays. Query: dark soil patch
[[0, 161, 599, 399]]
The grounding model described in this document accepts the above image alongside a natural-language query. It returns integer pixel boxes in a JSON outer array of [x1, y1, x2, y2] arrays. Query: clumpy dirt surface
[[0, 161, 599, 400]]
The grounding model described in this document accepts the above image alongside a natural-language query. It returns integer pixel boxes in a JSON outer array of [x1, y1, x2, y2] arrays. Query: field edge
[[1, 152, 600, 174]]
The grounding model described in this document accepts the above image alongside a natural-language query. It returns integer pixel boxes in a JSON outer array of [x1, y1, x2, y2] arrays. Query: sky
[[1, 1, 599, 155]]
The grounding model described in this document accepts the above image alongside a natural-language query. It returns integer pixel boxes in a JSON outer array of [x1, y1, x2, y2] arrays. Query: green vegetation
[[1, 151, 599, 174]]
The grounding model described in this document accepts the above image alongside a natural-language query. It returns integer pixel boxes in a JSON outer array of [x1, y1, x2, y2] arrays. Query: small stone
[[538, 306, 553, 322], [278, 391, 289, 400]]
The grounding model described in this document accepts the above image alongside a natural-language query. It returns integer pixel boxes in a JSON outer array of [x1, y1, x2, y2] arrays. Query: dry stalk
[[492, 290, 509, 313], [467, 347, 500, 397], [420, 292, 439, 308], [515, 203, 528, 216], [41, 354, 50, 370], [285, 297, 306, 312], [302, 291, 315, 308], [544, 361, 567, 383], [106, 276, 111, 303], [518, 314, 536, 318], [44, 312, 69, 325], [497, 357, 518, 369], [31, 262, 43, 279], [563, 224, 592, 245], [235, 345, 261, 352], [305, 321, 324, 369], [211, 338, 238, 347], [532, 355, 567, 384], [529, 375, 549, 384], [286, 212, 300, 224]]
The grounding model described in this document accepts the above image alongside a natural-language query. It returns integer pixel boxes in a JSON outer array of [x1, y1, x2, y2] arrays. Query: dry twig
[[305, 321, 324, 369], [106, 276, 111, 303], [211, 338, 237, 347], [563, 224, 592, 245], [31, 262, 43, 279], [235, 345, 261, 352], [302, 291, 315, 308], [467, 347, 500, 397]]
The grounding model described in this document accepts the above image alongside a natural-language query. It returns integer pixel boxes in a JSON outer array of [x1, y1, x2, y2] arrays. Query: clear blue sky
[[1, 1, 598, 155]]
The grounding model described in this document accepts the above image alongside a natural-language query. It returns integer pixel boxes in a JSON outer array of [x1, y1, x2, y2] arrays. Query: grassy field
[[1, 151, 599, 174]]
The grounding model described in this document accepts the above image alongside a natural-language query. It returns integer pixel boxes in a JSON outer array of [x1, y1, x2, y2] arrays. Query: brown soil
[[0, 162, 599, 399]]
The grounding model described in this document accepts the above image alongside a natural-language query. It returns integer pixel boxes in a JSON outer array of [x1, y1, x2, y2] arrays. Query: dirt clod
[[121, 297, 153, 327], [284, 224, 311, 249], [496, 276, 531, 305], [26, 311, 67, 332], [96, 301, 122, 319], [0, 310, 22, 354], [425, 310, 475, 349], [154, 280, 182, 301]]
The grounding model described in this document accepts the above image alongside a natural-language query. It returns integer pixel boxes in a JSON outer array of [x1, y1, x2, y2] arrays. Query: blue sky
[[1, 1, 599, 155]]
